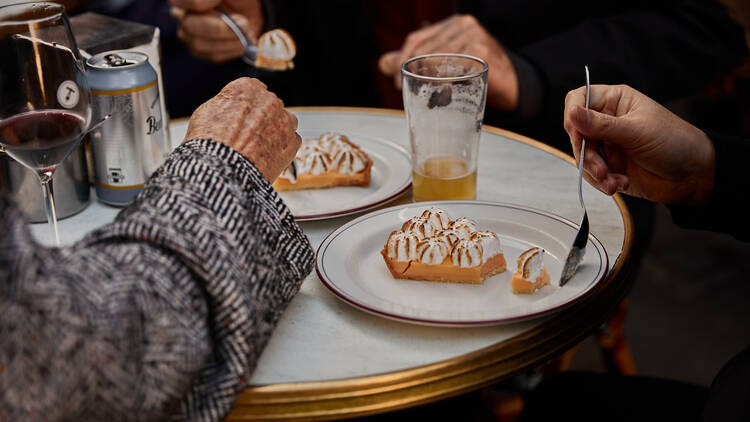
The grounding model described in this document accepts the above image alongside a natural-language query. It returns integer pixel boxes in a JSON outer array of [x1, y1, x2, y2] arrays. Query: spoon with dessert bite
[[216, 8, 296, 71], [559, 65, 591, 287]]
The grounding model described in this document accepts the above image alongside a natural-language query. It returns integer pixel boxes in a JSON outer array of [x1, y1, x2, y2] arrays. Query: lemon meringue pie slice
[[381, 208, 506, 284], [273, 132, 372, 191], [511, 247, 550, 294]]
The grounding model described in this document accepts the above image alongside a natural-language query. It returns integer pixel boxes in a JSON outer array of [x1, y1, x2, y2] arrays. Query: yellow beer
[[412, 156, 476, 202]]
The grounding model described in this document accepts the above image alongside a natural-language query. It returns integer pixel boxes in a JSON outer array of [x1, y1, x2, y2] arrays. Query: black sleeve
[[472, 0, 748, 151], [669, 133, 750, 241], [702, 344, 750, 421]]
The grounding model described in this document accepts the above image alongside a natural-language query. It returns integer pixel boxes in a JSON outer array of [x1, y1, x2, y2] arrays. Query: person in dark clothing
[[519, 83, 750, 421], [381, 0, 748, 150], [169, 0, 747, 150]]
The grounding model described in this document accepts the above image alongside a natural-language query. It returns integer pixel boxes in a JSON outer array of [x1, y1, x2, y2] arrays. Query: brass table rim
[[173, 107, 635, 421]]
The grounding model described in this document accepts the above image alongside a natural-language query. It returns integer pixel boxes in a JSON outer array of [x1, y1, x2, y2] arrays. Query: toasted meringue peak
[[434, 228, 461, 246], [470, 231, 502, 263], [331, 147, 368, 175], [256, 28, 296, 70], [518, 247, 545, 281], [421, 207, 451, 230], [386, 230, 421, 262], [295, 149, 329, 175], [450, 217, 478, 239], [318, 133, 353, 155], [279, 162, 298, 183], [451, 239, 484, 268], [297, 139, 323, 156], [416, 238, 450, 265], [401, 216, 437, 240]]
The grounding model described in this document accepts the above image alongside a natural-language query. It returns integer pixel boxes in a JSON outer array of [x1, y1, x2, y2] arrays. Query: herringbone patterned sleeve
[[0, 139, 315, 421]]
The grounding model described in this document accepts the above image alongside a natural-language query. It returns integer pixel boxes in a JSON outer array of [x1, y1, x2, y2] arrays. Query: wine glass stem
[[38, 171, 61, 247]]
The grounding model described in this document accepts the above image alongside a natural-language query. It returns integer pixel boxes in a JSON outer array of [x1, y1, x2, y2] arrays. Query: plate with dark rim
[[316, 201, 608, 326], [278, 131, 411, 221]]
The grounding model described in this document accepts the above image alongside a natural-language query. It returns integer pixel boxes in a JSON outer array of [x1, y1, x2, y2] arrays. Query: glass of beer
[[402, 53, 488, 202]]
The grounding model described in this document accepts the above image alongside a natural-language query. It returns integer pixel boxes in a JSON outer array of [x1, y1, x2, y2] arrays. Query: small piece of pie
[[255, 28, 296, 71], [511, 247, 550, 294], [381, 207, 507, 284], [273, 133, 372, 191]]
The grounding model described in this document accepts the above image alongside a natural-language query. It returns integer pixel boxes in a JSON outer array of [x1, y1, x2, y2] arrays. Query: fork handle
[[578, 138, 586, 209]]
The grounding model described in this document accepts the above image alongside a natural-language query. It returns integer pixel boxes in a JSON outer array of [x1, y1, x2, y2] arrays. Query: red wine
[[0, 110, 86, 171]]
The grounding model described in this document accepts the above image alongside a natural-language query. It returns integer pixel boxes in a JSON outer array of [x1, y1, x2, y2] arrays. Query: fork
[[559, 65, 591, 287]]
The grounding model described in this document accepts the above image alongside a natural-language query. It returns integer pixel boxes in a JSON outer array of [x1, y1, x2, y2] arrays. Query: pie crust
[[510, 247, 550, 294]]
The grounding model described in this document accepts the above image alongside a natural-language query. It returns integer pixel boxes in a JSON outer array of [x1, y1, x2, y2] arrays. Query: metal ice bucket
[[0, 143, 91, 222]]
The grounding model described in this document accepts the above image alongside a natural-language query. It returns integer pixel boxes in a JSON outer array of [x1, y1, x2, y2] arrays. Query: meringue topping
[[434, 228, 461, 246], [401, 216, 436, 240], [297, 139, 323, 156], [318, 133, 352, 156], [331, 147, 368, 175], [256, 28, 296, 70], [470, 231, 502, 263], [450, 217, 478, 239], [518, 247, 545, 281], [278, 132, 369, 182], [295, 149, 329, 175], [421, 207, 451, 230], [279, 162, 297, 183], [416, 238, 450, 265], [451, 239, 484, 268], [386, 230, 421, 262]]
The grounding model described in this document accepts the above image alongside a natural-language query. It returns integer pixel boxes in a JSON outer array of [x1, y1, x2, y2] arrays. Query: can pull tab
[[103, 54, 131, 67]]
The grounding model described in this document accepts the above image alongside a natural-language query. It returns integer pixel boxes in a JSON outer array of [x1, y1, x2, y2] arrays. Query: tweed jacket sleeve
[[0, 139, 315, 421]]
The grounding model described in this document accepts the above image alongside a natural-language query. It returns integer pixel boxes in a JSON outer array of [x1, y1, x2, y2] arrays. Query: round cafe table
[[31, 107, 634, 421]]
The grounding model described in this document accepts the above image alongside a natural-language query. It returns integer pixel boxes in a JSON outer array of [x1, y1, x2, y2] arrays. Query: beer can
[[86, 50, 167, 206]]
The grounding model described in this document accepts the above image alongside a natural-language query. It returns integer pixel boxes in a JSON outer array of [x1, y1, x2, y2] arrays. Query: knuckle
[[233, 77, 251, 88], [601, 115, 616, 132], [563, 118, 572, 133], [405, 32, 420, 45], [193, 37, 213, 52], [473, 44, 489, 56], [460, 14, 478, 26]]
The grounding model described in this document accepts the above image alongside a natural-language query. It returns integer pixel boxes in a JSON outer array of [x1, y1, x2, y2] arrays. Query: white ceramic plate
[[316, 201, 608, 326], [278, 131, 412, 221]]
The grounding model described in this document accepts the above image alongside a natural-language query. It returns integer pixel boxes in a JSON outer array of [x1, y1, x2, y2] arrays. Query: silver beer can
[[86, 50, 167, 206]]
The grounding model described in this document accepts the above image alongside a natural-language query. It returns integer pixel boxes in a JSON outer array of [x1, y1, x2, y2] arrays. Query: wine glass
[[0, 2, 92, 246]]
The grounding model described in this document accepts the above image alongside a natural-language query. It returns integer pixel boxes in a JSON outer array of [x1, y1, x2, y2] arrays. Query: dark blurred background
[[55, 0, 750, 419]]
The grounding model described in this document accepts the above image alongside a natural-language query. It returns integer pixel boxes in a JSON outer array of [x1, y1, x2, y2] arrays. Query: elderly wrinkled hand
[[169, 0, 263, 63], [563, 84, 715, 205], [185, 77, 301, 182], [378, 14, 518, 112]]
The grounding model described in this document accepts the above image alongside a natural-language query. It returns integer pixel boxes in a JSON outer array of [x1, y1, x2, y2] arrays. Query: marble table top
[[30, 108, 626, 386]]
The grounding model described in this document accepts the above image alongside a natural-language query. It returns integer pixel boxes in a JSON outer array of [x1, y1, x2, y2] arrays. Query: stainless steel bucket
[[0, 143, 91, 222]]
